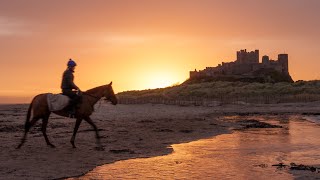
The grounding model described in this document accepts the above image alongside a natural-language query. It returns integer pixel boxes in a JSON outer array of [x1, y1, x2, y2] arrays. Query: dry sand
[[0, 102, 320, 179]]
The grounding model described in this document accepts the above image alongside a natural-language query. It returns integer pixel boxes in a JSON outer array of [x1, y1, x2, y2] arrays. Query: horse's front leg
[[83, 116, 103, 150], [70, 118, 82, 148]]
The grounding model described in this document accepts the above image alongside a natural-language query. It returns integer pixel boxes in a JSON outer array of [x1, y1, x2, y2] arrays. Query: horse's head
[[104, 82, 118, 105]]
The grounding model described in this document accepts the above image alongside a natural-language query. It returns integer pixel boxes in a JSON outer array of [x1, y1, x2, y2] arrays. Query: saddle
[[47, 93, 70, 111]]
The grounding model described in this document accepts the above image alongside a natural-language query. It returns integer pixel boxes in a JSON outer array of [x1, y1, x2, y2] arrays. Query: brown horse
[[17, 82, 117, 149]]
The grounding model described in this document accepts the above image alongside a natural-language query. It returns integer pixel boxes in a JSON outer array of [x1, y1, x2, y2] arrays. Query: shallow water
[[71, 116, 320, 179]]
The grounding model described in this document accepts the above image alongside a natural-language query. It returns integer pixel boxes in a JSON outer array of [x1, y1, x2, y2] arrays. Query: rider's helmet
[[67, 59, 77, 67]]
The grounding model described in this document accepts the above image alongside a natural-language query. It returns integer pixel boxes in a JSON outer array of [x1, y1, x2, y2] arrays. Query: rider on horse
[[61, 59, 82, 117]]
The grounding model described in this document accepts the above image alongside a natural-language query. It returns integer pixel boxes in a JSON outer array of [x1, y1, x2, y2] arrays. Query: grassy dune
[[117, 80, 320, 104]]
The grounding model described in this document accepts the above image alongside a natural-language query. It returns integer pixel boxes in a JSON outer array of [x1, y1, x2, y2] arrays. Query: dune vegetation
[[117, 80, 320, 105]]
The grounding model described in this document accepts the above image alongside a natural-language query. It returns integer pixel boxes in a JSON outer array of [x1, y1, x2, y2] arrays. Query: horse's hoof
[[70, 140, 76, 148], [95, 146, 105, 151], [48, 144, 56, 148]]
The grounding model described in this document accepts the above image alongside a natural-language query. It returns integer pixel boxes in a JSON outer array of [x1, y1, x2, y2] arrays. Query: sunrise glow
[[0, 0, 320, 103]]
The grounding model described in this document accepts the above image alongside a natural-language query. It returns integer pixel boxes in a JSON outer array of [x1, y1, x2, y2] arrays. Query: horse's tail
[[17, 96, 36, 149], [24, 99, 34, 130]]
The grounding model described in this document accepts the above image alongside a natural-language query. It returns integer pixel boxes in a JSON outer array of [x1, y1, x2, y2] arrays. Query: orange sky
[[0, 0, 320, 103]]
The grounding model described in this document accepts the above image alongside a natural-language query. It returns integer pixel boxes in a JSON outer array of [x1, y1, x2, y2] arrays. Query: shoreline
[[74, 116, 320, 179], [0, 103, 319, 179]]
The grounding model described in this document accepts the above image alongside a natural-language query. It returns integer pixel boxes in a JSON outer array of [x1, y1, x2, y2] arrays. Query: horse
[[17, 82, 117, 149]]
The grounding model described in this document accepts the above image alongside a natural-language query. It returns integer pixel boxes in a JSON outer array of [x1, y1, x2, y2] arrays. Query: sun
[[144, 71, 179, 89]]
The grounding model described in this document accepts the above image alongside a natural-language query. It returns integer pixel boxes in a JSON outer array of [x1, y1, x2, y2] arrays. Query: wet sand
[[74, 116, 320, 179], [0, 102, 320, 179]]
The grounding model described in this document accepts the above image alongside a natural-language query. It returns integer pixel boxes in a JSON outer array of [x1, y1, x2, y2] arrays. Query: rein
[[82, 91, 105, 112], [82, 92, 101, 100]]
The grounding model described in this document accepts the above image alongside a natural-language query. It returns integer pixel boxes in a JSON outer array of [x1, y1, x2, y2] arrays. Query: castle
[[190, 49, 290, 82]]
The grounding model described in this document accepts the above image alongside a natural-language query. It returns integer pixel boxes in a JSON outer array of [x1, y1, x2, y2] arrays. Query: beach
[[1, 102, 320, 179]]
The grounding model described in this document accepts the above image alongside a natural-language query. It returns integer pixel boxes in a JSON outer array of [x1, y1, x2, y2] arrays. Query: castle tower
[[278, 54, 289, 74], [237, 49, 246, 63], [262, 55, 270, 64], [236, 49, 259, 64], [253, 50, 259, 63]]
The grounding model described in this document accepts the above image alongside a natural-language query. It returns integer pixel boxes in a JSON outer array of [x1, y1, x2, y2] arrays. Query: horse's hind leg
[[17, 117, 41, 149], [42, 115, 55, 148]]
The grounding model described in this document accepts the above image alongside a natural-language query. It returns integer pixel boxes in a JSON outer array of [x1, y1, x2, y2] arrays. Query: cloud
[[102, 34, 149, 44], [76, 32, 207, 46], [0, 16, 28, 36]]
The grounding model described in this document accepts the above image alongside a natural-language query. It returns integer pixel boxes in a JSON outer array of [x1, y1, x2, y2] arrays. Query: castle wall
[[232, 64, 254, 75], [190, 70, 200, 78], [190, 50, 290, 79]]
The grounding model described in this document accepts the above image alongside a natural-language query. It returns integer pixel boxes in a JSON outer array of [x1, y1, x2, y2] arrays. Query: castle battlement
[[190, 49, 290, 82], [237, 49, 259, 64]]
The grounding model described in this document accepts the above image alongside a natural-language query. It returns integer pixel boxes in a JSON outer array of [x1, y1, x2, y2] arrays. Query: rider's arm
[[70, 77, 79, 90], [65, 72, 79, 90]]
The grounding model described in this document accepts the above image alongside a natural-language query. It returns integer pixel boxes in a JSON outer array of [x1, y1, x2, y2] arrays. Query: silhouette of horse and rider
[[17, 59, 118, 149]]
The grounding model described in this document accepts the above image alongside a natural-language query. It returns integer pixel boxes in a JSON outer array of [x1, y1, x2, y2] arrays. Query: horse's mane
[[85, 85, 108, 94]]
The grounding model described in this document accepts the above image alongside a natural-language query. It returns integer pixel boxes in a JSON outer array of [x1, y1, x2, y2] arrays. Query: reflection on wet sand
[[71, 116, 320, 179]]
